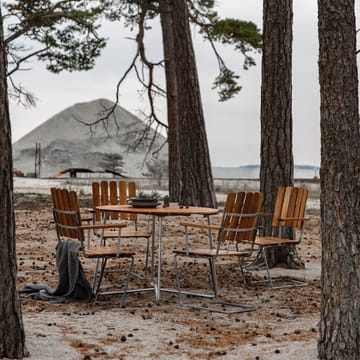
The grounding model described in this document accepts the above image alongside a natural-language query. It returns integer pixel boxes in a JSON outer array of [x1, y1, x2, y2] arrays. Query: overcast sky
[[8, 1, 355, 167]]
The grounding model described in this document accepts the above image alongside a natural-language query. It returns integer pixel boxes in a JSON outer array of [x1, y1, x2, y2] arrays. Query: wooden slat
[[92, 182, 101, 221], [56, 188, 71, 237], [128, 181, 137, 221], [91, 180, 143, 226], [69, 190, 82, 239], [62, 189, 78, 238], [51, 188, 78, 239], [109, 181, 119, 220], [100, 181, 109, 205], [119, 181, 127, 204], [295, 188, 309, 229], [100, 181, 110, 220], [283, 187, 297, 227], [272, 187, 285, 227], [84, 246, 135, 258], [236, 192, 263, 243], [219, 192, 235, 241], [279, 187, 292, 227], [272, 186, 309, 230], [119, 181, 128, 220], [51, 188, 65, 237], [226, 192, 245, 241], [214, 191, 263, 244], [109, 181, 118, 205]]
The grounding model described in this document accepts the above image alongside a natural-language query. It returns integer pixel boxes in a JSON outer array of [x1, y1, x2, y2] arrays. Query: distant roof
[[51, 167, 127, 178]]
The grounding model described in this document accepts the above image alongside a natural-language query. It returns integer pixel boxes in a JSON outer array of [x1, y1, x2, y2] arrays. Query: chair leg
[[208, 258, 218, 299], [174, 254, 218, 306], [258, 246, 308, 290], [238, 257, 247, 285], [174, 255, 255, 314], [143, 236, 150, 286], [245, 248, 266, 270], [94, 257, 108, 295], [92, 258, 101, 291], [120, 255, 135, 308], [262, 247, 273, 289], [174, 254, 184, 305]]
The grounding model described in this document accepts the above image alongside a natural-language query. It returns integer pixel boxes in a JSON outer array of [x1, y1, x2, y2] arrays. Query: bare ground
[[14, 193, 321, 360]]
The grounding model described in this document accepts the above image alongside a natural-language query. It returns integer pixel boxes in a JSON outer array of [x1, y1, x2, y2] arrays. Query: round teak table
[[96, 204, 219, 303]]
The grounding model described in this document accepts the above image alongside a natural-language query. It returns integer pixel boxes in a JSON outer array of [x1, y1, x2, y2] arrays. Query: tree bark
[[159, 0, 181, 202], [317, 0, 360, 358], [259, 0, 299, 267], [169, 0, 216, 208], [0, 6, 27, 358]]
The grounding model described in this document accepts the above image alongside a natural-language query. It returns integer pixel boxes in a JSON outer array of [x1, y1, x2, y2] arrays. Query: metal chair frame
[[174, 191, 263, 314], [91, 180, 151, 284], [51, 188, 135, 307], [251, 186, 310, 289]]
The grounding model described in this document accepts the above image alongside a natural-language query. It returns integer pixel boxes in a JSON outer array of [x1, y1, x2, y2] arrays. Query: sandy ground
[[14, 192, 321, 360]]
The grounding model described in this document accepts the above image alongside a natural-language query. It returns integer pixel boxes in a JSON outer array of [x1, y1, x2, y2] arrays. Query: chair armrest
[[51, 216, 93, 224], [80, 223, 127, 231], [179, 221, 220, 232], [278, 216, 310, 222], [180, 221, 219, 252]]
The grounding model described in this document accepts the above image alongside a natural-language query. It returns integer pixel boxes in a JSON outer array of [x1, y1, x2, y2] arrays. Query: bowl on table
[[129, 197, 161, 208]]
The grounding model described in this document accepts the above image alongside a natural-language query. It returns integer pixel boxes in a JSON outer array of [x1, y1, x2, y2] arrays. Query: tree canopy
[[3, 0, 108, 104], [3, 0, 262, 129], [100, 0, 262, 104]]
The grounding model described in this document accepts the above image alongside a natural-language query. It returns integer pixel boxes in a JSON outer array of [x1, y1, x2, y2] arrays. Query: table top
[[96, 204, 219, 217]]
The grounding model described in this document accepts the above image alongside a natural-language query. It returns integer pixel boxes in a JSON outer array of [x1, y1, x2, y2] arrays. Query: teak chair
[[91, 180, 152, 282], [253, 186, 310, 289], [173, 191, 263, 313], [51, 187, 135, 307]]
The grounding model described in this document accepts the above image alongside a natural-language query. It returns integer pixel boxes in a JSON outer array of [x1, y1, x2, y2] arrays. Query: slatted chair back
[[51, 187, 137, 304], [219, 191, 263, 244], [174, 191, 263, 312], [51, 187, 83, 241], [271, 186, 309, 230], [92, 180, 137, 222]]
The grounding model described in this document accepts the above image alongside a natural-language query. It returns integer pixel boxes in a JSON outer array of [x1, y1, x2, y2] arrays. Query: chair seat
[[255, 236, 299, 247], [174, 248, 251, 257], [101, 229, 151, 239], [84, 246, 135, 258]]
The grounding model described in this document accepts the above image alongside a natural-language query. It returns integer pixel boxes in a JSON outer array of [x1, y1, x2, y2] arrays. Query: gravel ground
[[15, 192, 321, 360]]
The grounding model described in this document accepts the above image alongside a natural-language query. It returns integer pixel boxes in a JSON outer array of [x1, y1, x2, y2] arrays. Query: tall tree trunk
[[159, 0, 181, 202], [259, 0, 299, 267], [0, 6, 27, 358], [317, 0, 360, 358], [170, 0, 216, 208]]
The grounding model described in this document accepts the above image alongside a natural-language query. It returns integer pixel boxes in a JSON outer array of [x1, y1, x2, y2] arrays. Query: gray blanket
[[19, 240, 94, 303]]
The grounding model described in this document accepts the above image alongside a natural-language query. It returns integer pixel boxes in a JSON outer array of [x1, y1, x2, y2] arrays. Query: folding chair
[[51, 187, 135, 307], [253, 186, 310, 289], [92, 180, 152, 283], [173, 191, 263, 313]]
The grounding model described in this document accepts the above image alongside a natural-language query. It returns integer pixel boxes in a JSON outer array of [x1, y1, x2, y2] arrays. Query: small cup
[[163, 195, 170, 207]]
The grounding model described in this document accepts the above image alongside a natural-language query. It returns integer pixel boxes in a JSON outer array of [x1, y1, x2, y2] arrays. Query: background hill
[[12, 99, 168, 178], [13, 98, 319, 179]]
